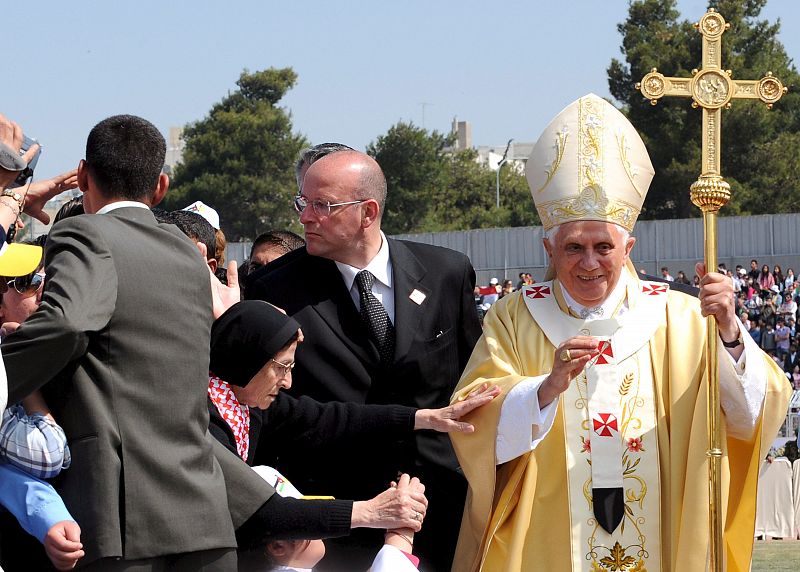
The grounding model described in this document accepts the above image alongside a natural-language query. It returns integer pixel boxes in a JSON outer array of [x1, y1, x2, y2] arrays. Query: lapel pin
[[409, 289, 426, 305]]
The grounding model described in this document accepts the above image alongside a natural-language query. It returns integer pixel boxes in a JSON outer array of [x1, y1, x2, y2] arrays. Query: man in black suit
[[2, 115, 272, 571], [246, 150, 482, 571]]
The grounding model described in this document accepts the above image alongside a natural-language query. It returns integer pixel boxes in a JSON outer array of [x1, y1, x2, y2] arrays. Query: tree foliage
[[367, 122, 538, 234], [608, 0, 800, 219], [163, 68, 308, 240]]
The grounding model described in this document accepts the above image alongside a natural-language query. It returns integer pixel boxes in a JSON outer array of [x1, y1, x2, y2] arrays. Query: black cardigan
[[208, 391, 416, 544]]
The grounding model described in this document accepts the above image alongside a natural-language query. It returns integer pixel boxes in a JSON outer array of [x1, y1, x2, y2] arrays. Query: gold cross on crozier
[[635, 8, 786, 205]]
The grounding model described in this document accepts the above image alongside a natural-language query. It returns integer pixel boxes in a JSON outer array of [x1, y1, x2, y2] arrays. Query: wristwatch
[[721, 335, 743, 348]]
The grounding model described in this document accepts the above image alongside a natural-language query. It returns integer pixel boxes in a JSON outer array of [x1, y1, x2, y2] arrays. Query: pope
[[449, 94, 792, 572]]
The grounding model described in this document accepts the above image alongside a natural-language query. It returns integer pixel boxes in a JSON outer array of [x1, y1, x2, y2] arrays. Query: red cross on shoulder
[[642, 283, 668, 296], [526, 285, 551, 299], [592, 413, 619, 437]]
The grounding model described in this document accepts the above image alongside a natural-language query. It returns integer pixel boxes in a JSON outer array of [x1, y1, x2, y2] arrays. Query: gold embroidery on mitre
[[617, 134, 645, 198], [536, 126, 569, 194], [537, 187, 641, 232]]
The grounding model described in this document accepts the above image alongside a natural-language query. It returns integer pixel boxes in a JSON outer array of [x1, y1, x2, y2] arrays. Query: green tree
[[163, 68, 308, 240], [367, 122, 538, 233], [366, 122, 452, 234], [608, 0, 800, 219]]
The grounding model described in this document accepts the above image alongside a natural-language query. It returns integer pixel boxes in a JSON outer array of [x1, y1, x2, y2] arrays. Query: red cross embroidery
[[593, 340, 614, 365], [642, 283, 668, 296], [526, 285, 551, 299], [592, 413, 619, 437]]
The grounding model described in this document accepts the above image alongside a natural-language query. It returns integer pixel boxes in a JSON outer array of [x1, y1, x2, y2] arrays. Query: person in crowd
[[246, 148, 482, 571], [515, 272, 526, 291], [745, 287, 763, 321], [692, 274, 700, 287], [675, 270, 690, 284], [183, 201, 229, 284], [775, 318, 791, 360], [448, 94, 791, 571], [748, 259, 760, 282], [500, 279, 515, 298], [792, 365, 800, 389], [784, 268, 795, 291], [758, 264, 775, 294], [477, 277, 500, 309], [773, 265, 784, 288], [155, 209, 219, 273], [761, 319, 777, 353], [248, 230, 305, 275], [761, 294, 776, 327], [778, 290, 797, 322], [748, 319, 762, 346], [660, 266, 674, 281], [2, 114, 279, 571], [0, 247, 84, 571], [207, 300, 497, 568], [783, 344, 799, 374]]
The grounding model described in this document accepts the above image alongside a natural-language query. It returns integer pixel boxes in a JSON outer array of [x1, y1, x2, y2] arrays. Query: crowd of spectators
[[0, 118, 500, 572]]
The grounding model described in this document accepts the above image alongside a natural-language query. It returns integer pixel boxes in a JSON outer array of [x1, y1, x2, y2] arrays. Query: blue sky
[[7, 0, 799, 180]]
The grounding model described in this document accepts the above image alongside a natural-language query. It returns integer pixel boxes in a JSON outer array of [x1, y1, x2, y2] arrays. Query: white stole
[[521, 279, 668, 572]]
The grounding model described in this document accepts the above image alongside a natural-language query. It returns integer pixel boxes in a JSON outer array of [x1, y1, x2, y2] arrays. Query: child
[[259, 471, 421, 572]]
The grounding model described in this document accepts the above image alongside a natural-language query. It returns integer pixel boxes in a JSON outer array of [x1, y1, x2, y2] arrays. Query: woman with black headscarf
[[208, 301, 497, 548]]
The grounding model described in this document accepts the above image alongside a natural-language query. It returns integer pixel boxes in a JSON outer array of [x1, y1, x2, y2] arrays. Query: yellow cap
[[0, 243, 43, 277], [526, 93, 654, 232]]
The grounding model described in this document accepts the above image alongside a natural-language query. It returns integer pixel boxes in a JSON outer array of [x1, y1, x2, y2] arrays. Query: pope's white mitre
[[525, 93, 654, 232]]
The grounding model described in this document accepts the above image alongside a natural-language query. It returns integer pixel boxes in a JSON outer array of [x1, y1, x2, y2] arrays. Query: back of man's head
[[168, 210, 216, 258], [85, 115, 166, 201]]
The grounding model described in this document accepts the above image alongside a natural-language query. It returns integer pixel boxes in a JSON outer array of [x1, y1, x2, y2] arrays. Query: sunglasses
[[0, 272, 45, 297]]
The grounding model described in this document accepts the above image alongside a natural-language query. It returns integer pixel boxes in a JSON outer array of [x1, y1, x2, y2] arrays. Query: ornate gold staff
[[636, 8, 786, 572]]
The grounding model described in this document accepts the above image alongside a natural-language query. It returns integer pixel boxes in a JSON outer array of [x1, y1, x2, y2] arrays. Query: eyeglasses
[[0, 272, 45, 297], [270, 357, 296, 377], [294, 195, 366, 217]]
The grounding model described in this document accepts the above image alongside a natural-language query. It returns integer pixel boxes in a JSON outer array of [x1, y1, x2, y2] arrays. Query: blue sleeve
[[0, 462, 74, 542]]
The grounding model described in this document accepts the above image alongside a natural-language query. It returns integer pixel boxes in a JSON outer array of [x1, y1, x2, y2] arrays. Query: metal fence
[[226, 213, 800, 285]]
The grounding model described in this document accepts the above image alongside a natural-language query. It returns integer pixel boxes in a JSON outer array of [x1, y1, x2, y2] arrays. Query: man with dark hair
[[248, 230, 305, 273], [169, 210, 218, 272], [2, 114, 274, 571], [247, 150, 482, 571]]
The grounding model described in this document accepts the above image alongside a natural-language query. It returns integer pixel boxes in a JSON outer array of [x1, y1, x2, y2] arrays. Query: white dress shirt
[[335, 232, 395, 323]]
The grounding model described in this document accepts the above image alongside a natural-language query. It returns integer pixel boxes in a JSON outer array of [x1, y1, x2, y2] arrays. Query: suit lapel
[[389, 240, 430, 361], [307, 257, 379, 364]]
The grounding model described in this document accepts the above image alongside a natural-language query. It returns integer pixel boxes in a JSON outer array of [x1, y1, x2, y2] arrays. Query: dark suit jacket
[[2, 207, 272, 565], [245, 239, 481, 496]]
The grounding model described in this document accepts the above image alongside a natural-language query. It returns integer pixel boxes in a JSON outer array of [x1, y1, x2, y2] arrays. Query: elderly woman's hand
[[414, 383, 501, 433], [350, 474, 427, 531]]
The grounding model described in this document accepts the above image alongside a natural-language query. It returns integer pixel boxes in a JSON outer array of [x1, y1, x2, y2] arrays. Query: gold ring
[[559, 349, 571, 363], [414, 511, 422, 521]]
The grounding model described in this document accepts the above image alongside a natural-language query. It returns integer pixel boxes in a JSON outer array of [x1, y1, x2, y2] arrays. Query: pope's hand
[[538, 336, 599, 408], [696, 262, 739, 343]]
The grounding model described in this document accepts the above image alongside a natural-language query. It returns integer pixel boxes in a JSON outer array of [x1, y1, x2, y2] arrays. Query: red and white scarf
[[208, 375, 250, 461]]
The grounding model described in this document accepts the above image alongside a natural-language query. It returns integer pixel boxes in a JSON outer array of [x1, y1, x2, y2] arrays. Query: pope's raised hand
[[538, 336, 599, 407]]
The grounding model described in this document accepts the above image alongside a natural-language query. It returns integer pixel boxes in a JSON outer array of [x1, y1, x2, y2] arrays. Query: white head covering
[[182, 200, 220, 230], [526, 93, 655, 232]]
